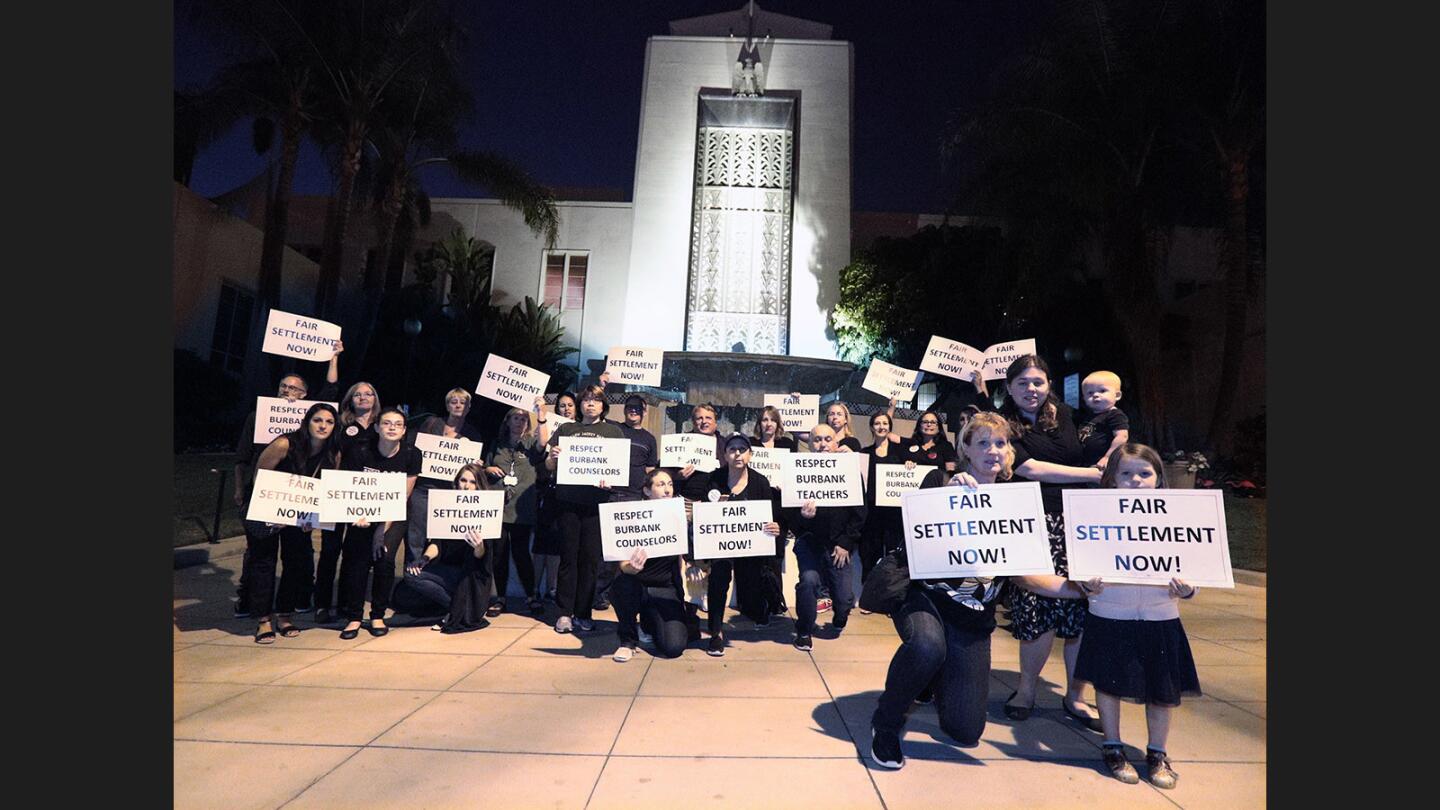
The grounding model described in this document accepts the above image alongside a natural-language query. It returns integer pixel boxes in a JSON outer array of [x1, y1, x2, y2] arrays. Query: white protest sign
[[660, 433, 720, 472], [748, 446, 788, 482], [920, 335, 985, 381], [1062, 489, 1234, 588], [981, 338, 1038, 381], [253, 396, 339, 444], [556, 436, 631, 486], [599, 497, 689, 562], [317, 470, 408, 523], [475, 353, 551, 408], [763, 394, 821, 433], [413, 433, 485, 481], [245, 469, 334, 530], [874, 463, 938, 507], [779, 451, 865, 507], [693, 500, 774, 559], [862, 359, 922, 402], [426, 489, 504, 540], [261, 309, 341, 361], [548, 412, 574, 429], [606, 346, 664, 386], [901, 482, 1054, 578]]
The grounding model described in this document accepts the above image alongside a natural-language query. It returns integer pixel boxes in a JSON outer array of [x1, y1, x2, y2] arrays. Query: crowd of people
[[230, 344, 1202, 789]]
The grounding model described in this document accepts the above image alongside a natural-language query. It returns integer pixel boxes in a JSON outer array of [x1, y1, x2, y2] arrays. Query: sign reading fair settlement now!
[[862, 359, 922, 402], [901, 482, 1054, 578], [317, 470, 408, 523], [606, 346, 664, 386], [980, 338, 1037, 381], [873, 463, 937, 507], [245, 469, 334, 530], [426, 489, 504, 540], [779, 451, 865, 507], [763, 394, 820, 434], [475, 353, 550, 409], [1062, 489, 1234, 588], [262, 309, 341, 361], [660, 433, 720, 472], [599, 497, 688, 562], [748, 446, 789, 483], [413, 433, 485, 481], [252, 396, 340, 444], [692, 500, 774, 559], [556, 436, 631, 486]]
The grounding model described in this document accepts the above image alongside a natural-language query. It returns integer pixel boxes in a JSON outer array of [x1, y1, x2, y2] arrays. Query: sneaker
[[707, 635, 726, 657], [613, 644, 636, 663], [793, 633, 813, 651], [554, 615, 574, 634], [869, 726, 905, 770], [574, 617, 595, 632], [1145, 750, 1178, 789], [817, 597, 832, 614], [233, 601, 251, 619], [1102, 746, 1139, 784]]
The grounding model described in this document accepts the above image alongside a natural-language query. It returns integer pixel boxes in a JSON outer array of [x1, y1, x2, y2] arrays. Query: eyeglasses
[[279, 384, 306, 395], [379, 420, 406, 429]]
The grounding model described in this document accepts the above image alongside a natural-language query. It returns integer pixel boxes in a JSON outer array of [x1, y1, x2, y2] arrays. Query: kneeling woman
[[867, 412, 1087, 769], [390, 463, 495, 634], [610, 469, 693, 661]]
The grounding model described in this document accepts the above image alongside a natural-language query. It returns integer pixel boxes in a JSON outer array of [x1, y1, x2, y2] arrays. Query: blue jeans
[[794, 538, 854, 634], [870, 587, 991, 746]]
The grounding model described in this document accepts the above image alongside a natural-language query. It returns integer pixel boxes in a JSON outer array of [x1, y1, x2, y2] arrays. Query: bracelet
[[537, 419, 547, 424]]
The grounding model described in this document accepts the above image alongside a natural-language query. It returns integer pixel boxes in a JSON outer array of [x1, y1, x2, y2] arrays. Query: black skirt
[[441, 549, 493, 634], [1073, 614, 1202, 707]]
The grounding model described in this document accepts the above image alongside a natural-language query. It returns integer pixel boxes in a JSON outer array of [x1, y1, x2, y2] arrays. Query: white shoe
[[613, 644, 636, 663], [554, 615, 574, 634]]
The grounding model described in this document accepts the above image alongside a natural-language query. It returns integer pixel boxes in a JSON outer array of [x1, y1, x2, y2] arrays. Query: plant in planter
[[1163, 451, 1209, 489]]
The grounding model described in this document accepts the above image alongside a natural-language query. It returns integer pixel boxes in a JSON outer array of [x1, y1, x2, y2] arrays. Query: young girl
[[610, 469, 693, 661], [1074, 443, 1201, 789]]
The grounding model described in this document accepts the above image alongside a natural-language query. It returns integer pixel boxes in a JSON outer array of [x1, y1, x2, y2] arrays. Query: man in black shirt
[[785, 424, 865, 651], [594, 394, 660, 610]]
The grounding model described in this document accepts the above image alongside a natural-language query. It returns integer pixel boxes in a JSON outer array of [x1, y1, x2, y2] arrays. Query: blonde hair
[[1082, 370, 1122, 392], [825, 401, 854, 439], [957, 412, 1016, 481], [497, 406, 533, 444], [444, 388, 473, 410], [339, 382, 382, 427]]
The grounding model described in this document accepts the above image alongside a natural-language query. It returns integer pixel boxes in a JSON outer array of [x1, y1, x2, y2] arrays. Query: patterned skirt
[[1001, 513, 1088, 641]]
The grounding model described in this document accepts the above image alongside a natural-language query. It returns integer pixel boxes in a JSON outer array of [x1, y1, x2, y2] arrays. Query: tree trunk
[[343, 169, 409, 381], [314, 120, 367, 320], [1205, 151, 1250, 453], [1101, 210, 1171, 451]]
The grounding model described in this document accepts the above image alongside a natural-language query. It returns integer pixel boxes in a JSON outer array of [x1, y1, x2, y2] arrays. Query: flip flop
[[254, 629, 277, 645]]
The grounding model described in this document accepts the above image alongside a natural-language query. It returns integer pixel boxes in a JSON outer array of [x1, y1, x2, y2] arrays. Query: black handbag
[[859, 549, 911, 615]]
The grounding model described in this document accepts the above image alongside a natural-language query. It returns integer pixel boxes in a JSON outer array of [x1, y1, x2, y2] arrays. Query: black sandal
[[276, 623, 301, 638], [1003, 690, 1033, 721], [486, 601, 505, 618], [254, 627, 277, 645]]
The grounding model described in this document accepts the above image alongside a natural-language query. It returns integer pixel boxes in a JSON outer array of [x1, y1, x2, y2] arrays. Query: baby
[[1076, 370, 1130, 468]]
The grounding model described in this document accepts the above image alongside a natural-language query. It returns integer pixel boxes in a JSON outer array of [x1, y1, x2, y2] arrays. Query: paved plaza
[[174, 540, 1266, 809]]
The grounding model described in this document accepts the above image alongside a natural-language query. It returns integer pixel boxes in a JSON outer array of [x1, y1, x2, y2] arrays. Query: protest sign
[[748, 446, 788, 482], [779, 451, 865, 507], [692, 500, 775, 559], [1062, 489, 1234, 588], [919, 336, 985, 381], [763, 394, 820, 433], [874, 463, 938, 507], [556, 436, 631, 486], [317, 470, 408, 523], [548, 412, 574, 429], [261, 309, 341, 361], [862, 359, 922, 402], [425, 489, 504, 540], [475, 353, 550, 408], [901, 482, 1054, 578], [606, 346, 664, 386], [599, 497, 689, 561], [245, 469, 334, 530], [660, 433, 720, 472], [414, 433, 485, 481], [252, 396, 339, 444], [981, 338, 1038, 380]]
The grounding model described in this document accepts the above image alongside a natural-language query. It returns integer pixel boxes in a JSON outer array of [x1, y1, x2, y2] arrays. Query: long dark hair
[[910, 409, 955, 452], [284, 403, 341, 473], [997, 354, 1061, 437]]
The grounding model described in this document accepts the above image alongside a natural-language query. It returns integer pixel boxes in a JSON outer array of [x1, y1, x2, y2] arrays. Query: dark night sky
[[175, 1, 1045, 213]]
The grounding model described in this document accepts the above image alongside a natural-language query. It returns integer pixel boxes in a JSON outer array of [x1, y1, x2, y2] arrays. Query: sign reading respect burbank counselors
[[557, 436, 631, 486], [763, 394, 820, 433], [901, 482, 1054, 578], [874, 463, 937, 507], [414, 433, 485, 481], [317, 470, 408, 523], [426, 489, 504, 540], [1062, 489, 1234, 588], [475, 353, 550, 408], [660, 433, 719, 472], [779, 452, 865, 507], [262, 309, 342, 361], [253, 396, 339, 444], [599, 497, 689, 561], [692, 500, 774, 559], [606, 346, 664, 386], [245, 469, 334, 530]]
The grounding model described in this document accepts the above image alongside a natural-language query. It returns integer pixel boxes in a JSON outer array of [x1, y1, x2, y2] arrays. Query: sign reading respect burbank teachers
[[900, 482, 1054, 578], [252, 396, 339, 444], [556, 436, 631, 486], [1062, 489, 1234, 588], [475, 353, 550, 408], [779, 452, 865, 507], [426, 489, 504, 540], [599, 497, 688, 561], [692, 500, 774, 559], [317, 470, 408, 523], [262, 309, 342, 361], [414, 433, 485, 481]]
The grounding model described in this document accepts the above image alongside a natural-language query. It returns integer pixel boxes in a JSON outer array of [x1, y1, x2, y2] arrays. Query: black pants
[[860, 507, 906, 583], [556, 501, 603, 620], [313, 526, 345, 611], [244, 524, 313, 619], [705, 557, 780, 634], [870, 588, 992, 746], [611, 574, 689, 658], [339, 521, 406, 621], [492, 523, 538, 603]]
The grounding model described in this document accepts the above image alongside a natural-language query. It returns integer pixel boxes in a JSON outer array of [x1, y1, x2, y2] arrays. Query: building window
[[915, 381, 938, 412], [210, 281, 255, 375], [542, 252, 589, 311]]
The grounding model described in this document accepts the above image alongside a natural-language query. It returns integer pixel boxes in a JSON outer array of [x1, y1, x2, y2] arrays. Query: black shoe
[[366, 620, 389, 637], [793, 633, 813, 651], [1003, 690, 1033, 721], [233, 601, 251, 619], [707, 635, 726, 657], [914, 687, 934, 706], [870, 726, 905, 770], [339, 626, 360, 640], [592, 597, 611, 611], [1063, 700, 1104, 732]]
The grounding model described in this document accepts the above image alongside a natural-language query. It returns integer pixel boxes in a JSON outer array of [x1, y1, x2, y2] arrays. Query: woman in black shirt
[[391, 463, 495, 634], [751, 405, 798, 450], [314, 380, 382, 623], [610, 469, 693, 661], [860, 408, 918, 583], [909, 410, 959, 473]]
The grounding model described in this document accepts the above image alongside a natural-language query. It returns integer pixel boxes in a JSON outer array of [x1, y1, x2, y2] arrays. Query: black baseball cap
[[722, 433, 753, 451]]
